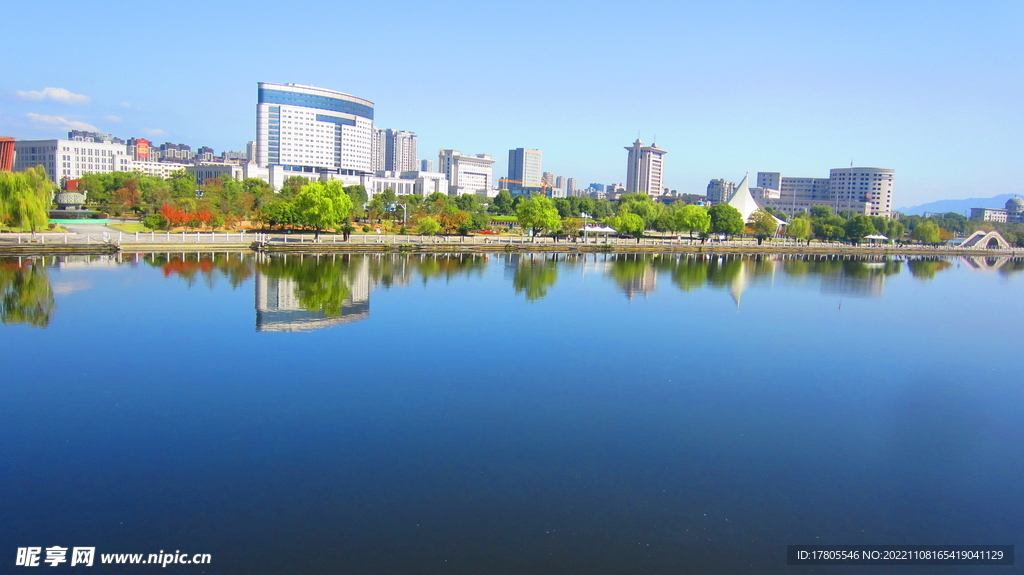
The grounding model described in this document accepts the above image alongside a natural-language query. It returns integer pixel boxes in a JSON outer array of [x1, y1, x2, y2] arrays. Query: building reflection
[[254, 253, 489, 331], [255, 254, 370, 332]]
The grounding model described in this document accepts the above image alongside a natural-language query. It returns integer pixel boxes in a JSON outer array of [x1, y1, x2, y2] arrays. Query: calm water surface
[[1, 252, 1022, 574]]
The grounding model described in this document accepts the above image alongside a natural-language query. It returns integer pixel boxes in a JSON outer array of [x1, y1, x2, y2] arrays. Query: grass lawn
[[108, 223, 148, 233]]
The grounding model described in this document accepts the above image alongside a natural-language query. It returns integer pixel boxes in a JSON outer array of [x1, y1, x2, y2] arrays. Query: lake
[[1, 252, 1021, 574]]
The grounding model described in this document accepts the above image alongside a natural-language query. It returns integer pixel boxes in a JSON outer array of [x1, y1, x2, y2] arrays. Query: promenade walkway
[[1, 229, 1021, 257]]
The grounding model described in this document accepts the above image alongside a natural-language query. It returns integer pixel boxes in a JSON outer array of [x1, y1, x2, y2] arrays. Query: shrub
[[143, 214, 167, 230]]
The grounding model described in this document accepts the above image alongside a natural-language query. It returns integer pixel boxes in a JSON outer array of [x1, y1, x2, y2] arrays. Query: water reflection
[[256, 254, 369, 331], [144, 252, 253, 289], [256, 253, 490, 331], [506, 254, 559, 302], [5, 253, 1023, 330], [906, 258, 953, 280], [0, 259, 54, 327], [608, 255, 658, 300]]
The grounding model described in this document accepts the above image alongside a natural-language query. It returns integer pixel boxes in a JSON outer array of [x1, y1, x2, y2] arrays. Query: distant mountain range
[[897, 194, 1021, 216]]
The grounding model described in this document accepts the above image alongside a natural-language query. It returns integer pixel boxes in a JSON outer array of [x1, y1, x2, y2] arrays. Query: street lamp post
[[581, 212, 590, 242]]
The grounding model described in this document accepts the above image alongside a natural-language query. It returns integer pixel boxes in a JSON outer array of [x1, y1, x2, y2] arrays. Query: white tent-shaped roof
[[727, 174, 761, 222], [726, 174, 786, 226]]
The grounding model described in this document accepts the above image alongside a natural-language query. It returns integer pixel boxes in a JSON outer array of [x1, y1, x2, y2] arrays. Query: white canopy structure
[[726, 174, 787, 227], [582, 224, 616, 234]]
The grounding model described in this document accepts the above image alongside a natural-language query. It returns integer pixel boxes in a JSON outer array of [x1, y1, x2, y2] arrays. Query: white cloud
[[141, 128, 166, 136], [17, 87, 90, 104], [27, 112, 98, 132], [105, 115, 121, 122]]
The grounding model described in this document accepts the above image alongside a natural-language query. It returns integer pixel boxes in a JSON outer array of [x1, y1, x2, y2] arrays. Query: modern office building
[[624, 139, 666, 195], [420, 159, 434, 172], [756, 167, 895, 218], [438, 149, 494, 195], [0, 137, 14, 172], [706, 179, 735, 204], [566, 178, 577, 196], [506, 148, 543, 193], [256, 82, 375, 177]]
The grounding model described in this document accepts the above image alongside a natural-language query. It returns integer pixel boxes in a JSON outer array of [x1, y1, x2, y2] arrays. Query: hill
[[897, 194, 1019, 216]]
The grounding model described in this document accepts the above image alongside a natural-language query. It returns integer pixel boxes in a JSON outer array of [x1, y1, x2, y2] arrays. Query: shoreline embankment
[[2, 240, 1021, 258]]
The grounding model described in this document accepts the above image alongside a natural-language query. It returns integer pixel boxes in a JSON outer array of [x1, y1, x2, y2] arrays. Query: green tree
[[912, 221, 941, 245], [416, 216, 441, 235], [294, 181, 353, 239], [279, 176, 309, 198], [708, 203, 744, 237], [844, 215, 877, 245], [605, 212, 645, 238], [167, 169, 196, 199], [749, 209, 779, 245], [674, 204, 711, 238], [786, 217, 812, 244], [516, 195, 561, 239], [490, 189, 513, 215], [261, 200, 296, 229], [0, 166, 53, 233]]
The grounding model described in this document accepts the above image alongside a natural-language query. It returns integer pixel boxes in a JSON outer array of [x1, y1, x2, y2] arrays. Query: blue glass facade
[[259, 88, 373, 120], [267, 106, 280, 163], [315, 114, 356, 126]]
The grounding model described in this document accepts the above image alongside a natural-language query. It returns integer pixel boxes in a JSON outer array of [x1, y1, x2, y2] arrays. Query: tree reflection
[[512, 255, 558, 302], [907, 258, 953, 280], [0, 260, 54, 327], [608, 255, 657, 299], [145, 253, 253, 289]]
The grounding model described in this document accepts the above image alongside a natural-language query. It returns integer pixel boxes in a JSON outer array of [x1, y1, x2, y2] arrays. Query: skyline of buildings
[[4, 81, 903, 218]]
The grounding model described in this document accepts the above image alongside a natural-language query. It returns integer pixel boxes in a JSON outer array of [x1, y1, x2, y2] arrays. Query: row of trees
[[13, 162, 1024, 246]]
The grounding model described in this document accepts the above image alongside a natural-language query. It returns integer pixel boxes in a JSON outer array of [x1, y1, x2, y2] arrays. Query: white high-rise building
[[256, 82, 375, 177], [624, 139, 666, 195], [828, 167, 894, 218], [373, 129, 417, 173], [438, 149, 494, 195]]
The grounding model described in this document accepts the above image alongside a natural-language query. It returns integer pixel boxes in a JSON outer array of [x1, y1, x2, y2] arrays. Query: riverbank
[[3, 238, 1021, 258]]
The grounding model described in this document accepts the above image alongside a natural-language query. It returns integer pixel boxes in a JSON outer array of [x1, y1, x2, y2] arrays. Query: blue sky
[[1, 0, 1020, 207]]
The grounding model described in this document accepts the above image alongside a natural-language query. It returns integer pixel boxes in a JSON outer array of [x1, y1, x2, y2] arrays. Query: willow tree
[[0, 166, 53, 233], [294, 180, 354, 240]]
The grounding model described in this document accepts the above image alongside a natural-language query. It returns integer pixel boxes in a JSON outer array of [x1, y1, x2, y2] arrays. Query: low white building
[[438, 149, 494, 195], [14, 139, 129, 183], [187, 163, 245, 185]]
